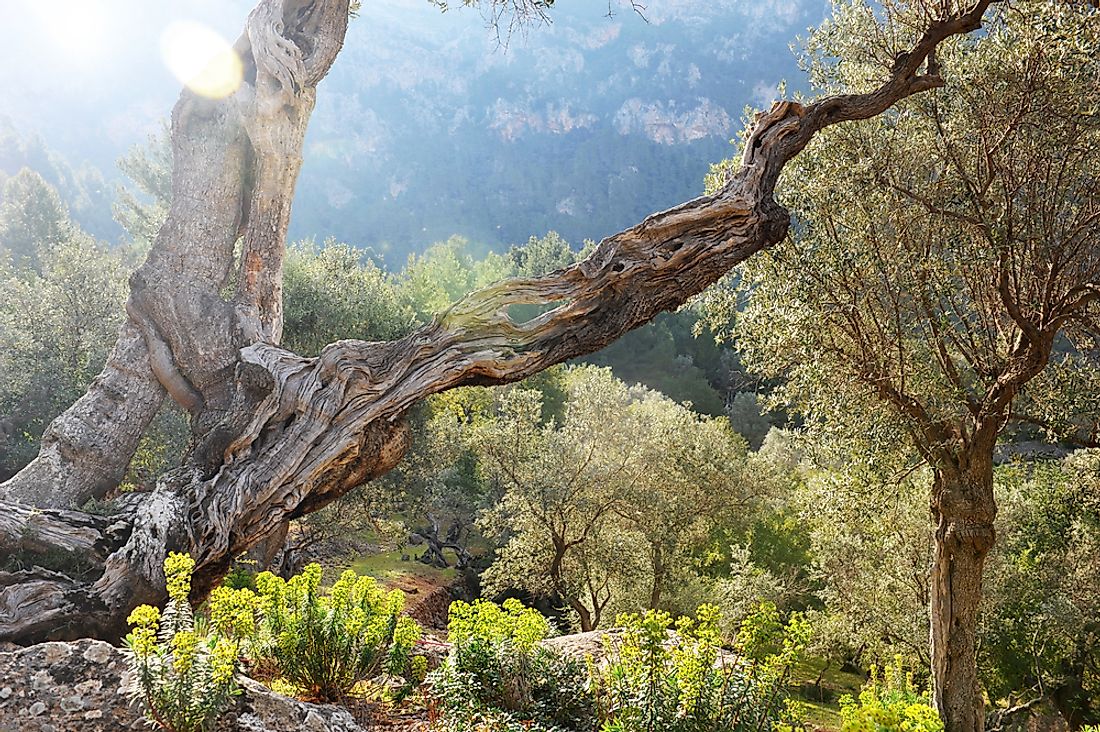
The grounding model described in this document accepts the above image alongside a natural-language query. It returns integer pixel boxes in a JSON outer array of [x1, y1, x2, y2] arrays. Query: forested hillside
[[1, 1, 1098, 732], [0, 0, 822, 259]]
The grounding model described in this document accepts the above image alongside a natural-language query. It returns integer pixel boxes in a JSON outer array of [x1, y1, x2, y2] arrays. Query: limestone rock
[[217, 677, 364, 732], [542, 628, 739, 669], [0, 640, 140, 732], [541, 628, 625, 662]]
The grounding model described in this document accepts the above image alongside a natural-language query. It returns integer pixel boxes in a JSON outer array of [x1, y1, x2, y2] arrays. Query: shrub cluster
[[838, 657, 942, 732], [427, 599, 810, 732], [428, 598, 595, 732], [125, 555, 423, 731], [124, 553, 249, 732], [595, 603, 809, 732], [126, 562, 831, 732], [252, 564, 421, 701]]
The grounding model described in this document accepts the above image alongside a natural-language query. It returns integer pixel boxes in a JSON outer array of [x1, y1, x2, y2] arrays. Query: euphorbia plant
[[251, 563, 421, 701], [125, 553, 255, 732]]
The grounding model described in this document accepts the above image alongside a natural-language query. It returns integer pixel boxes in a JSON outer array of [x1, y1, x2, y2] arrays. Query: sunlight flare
[[160, 22, 243, 100], [40, 1, 109, 60]]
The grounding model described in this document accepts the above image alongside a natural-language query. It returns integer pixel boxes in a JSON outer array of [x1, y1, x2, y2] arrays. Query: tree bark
[[0, 0, 997, 644], [570, 598, 595, 634], [929, 446, 997, 732]]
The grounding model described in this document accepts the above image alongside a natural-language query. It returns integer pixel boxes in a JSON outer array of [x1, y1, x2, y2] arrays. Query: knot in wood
[[741, 100, 806, 167], [942, 517, 995, 552], [236, 361, 275, 400]]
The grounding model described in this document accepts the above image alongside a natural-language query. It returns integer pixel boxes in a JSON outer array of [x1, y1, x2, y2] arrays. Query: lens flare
[[160, 22, 243, 100]]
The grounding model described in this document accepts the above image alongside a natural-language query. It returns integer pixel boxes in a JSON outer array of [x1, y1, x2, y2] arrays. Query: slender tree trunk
[[590, 584, 610, 630], [648, 543, 663, 609], [0, 0, 996, 643], [570, 599, 595, 633], [929, 448, 997, 732], [548, 536, 591, 629]]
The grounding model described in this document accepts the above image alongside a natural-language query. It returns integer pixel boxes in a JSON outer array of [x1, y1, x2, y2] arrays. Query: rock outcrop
[[0, 639, 366, 732]]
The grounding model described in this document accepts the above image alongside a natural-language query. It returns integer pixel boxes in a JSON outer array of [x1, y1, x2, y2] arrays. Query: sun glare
[[160, 22, 243, 100], [41, 1, 109, 61]]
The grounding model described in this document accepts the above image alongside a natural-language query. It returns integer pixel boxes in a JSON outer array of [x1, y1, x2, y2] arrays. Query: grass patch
[[788, 655, 866, 730], [800, 699, 843, 730], [349, 548, 459, 587]]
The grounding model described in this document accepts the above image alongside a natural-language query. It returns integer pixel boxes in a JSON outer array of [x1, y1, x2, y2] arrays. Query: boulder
[[542, 628, 625, 661], [542, 628, 739, 669]]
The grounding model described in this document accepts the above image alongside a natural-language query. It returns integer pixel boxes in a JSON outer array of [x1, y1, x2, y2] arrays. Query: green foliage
[[0, 119, 118, 239], [125, 553, 252, 732], [378, 383, 502, 573], [838, 658, 942, 732], [583, 311, 727, 417], [283, 239, 413, 355], [702, 9, 1100, 721], [409, 654, 429, 684], [428, 599, 595, 732], [399, 235, 512, 322], [595, 603, 809, 732], [477, 366, 753, 630], [724, 391, 773, 450], [114, 127, 172, 249], [507, 231, 575, 278], [252, 563, 421, 701], [447, 598, 550, 651], [979, 454, 1100, 718], [0, 191, 129, 479], [704, 0, 1100, 463], [744, 510, 815, 604], [797, 464, 933, 671], [120, 404, 189, 491], [0, 167, 70, 271], [222, 562, 258, 592]]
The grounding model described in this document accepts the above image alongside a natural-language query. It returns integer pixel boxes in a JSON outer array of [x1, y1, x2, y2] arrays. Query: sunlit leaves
[[476, 366, 754, 628], [712, 0, 1100, 460], [282, 239, 412, 355]]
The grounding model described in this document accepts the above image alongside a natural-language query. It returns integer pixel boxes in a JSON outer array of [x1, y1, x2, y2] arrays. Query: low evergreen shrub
[[428, 598, 596, 732], [595, 602, 810, 732], [124, 553, 254, 732], [838, 657, 942, 732], [251, 563, 421, 701], [428, 599, 809, 732]]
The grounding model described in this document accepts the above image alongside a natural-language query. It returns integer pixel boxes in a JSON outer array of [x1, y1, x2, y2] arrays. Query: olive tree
[[477, 366, 750, 630], [718, 2, 1100, 728]]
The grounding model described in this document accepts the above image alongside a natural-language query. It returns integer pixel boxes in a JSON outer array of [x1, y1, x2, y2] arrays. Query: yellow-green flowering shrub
[[595, 602, 809, 732], [429, 600, 809, 732], [125, 553, 256, 732], [428, 599, 595, 732], [839, 657, 943, 732], [446, 597, 549, 651], [252, 563, 420, 701]]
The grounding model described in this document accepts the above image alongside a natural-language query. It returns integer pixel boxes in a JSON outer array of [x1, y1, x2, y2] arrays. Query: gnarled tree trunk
[[929, 446, 997, 732], [0, 0, 997, 646]]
